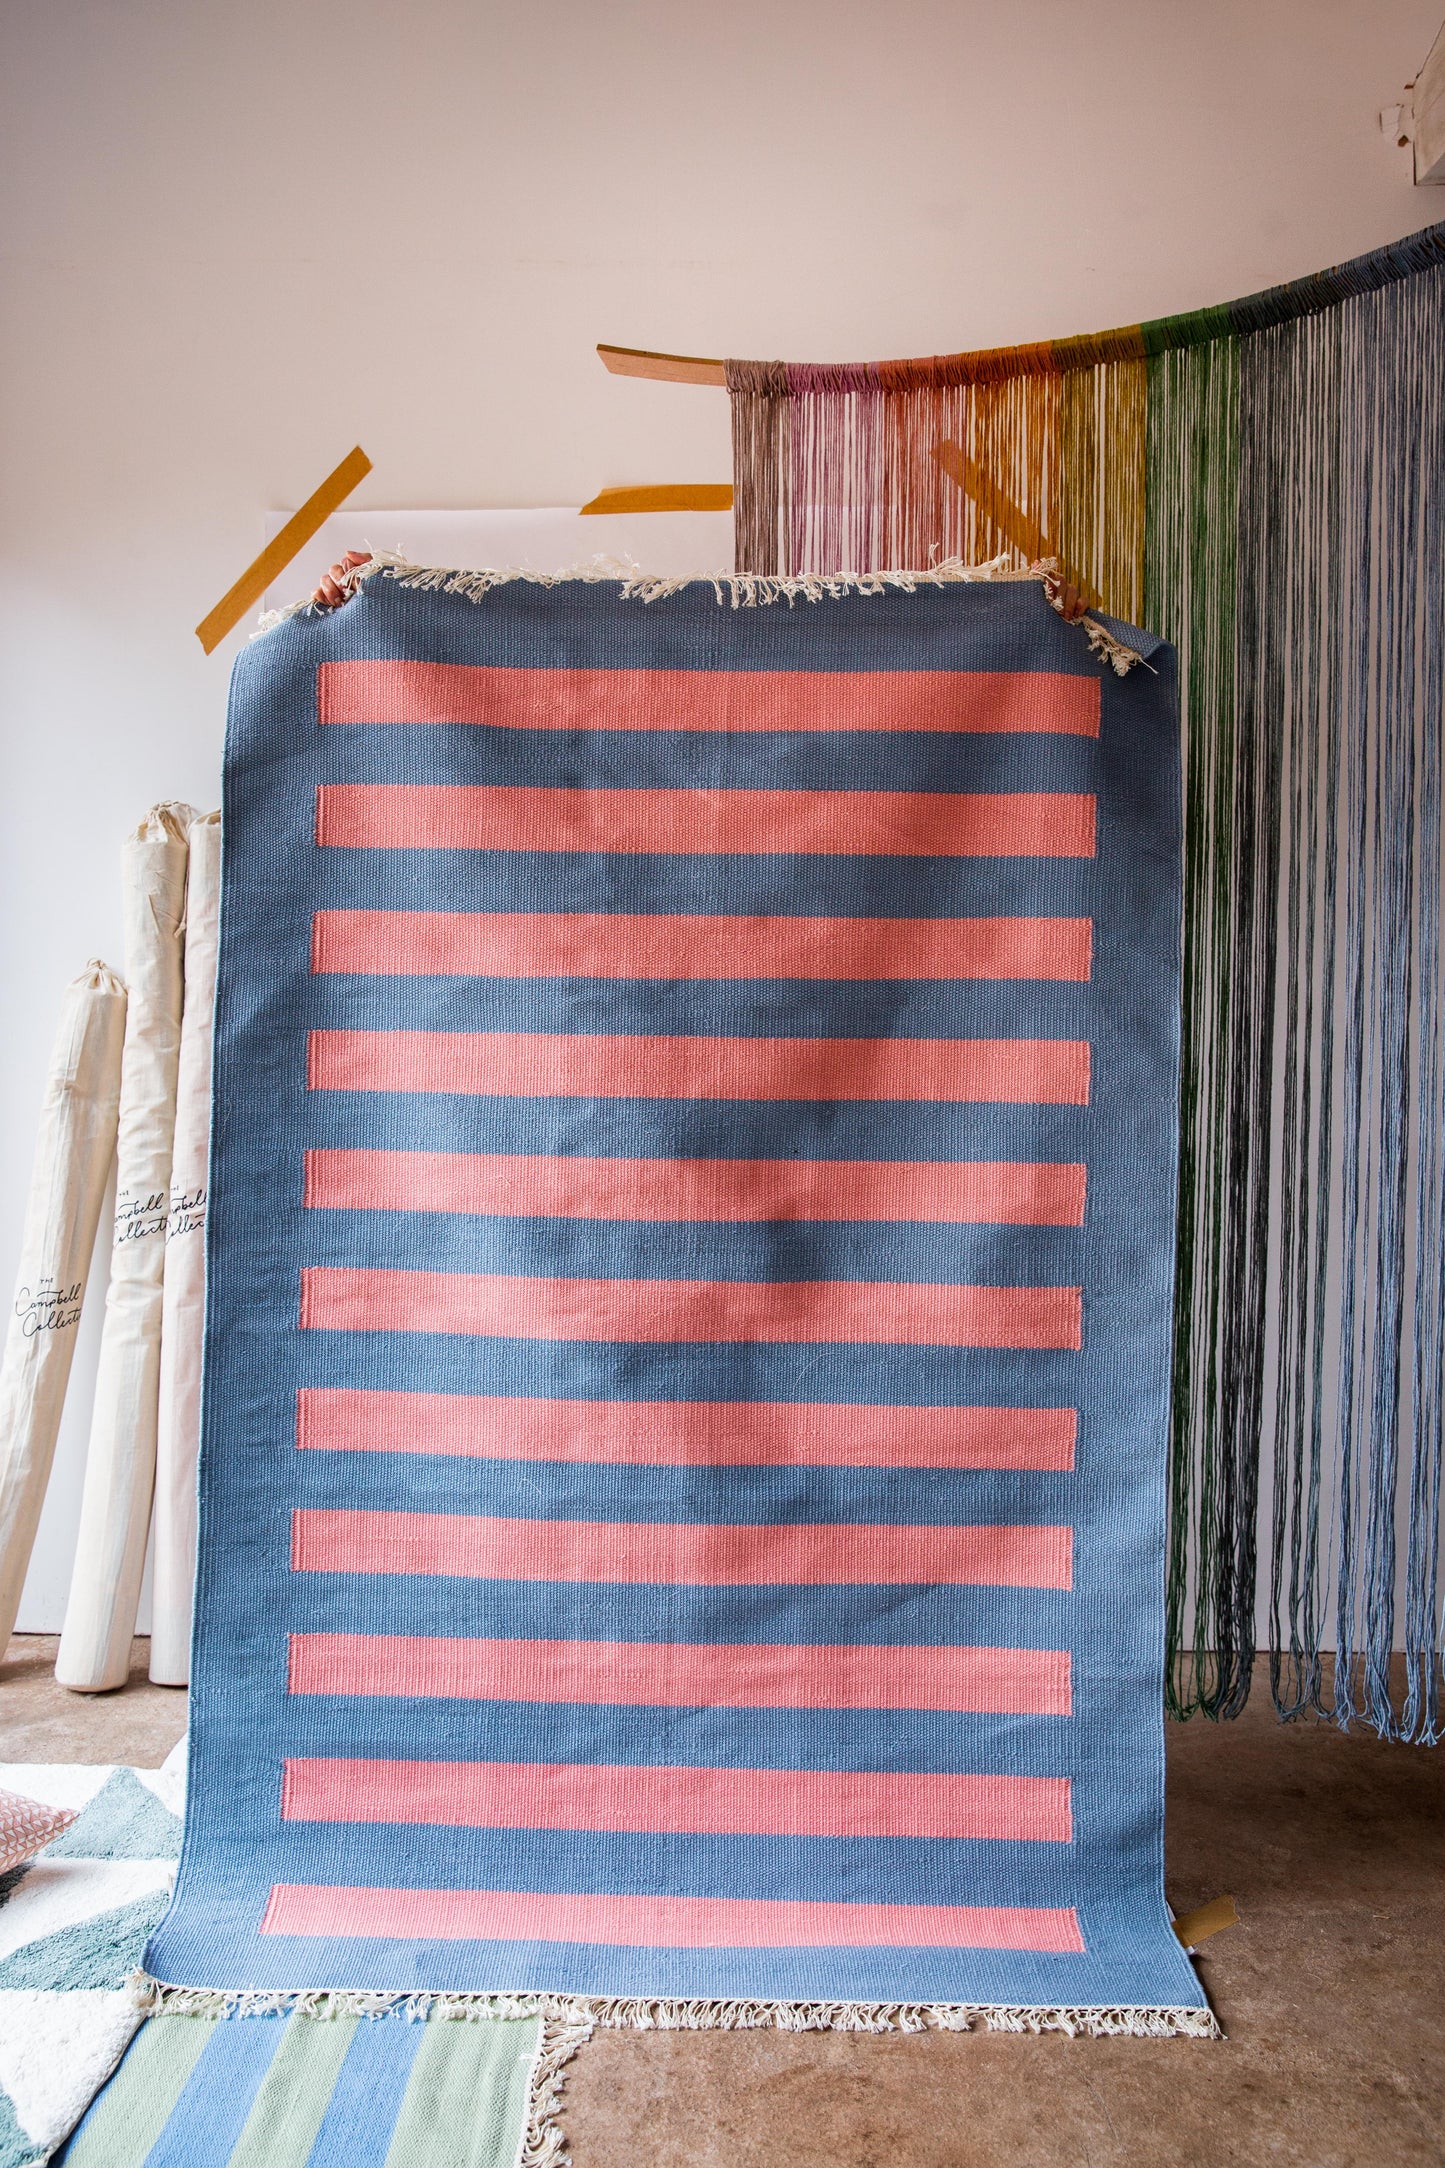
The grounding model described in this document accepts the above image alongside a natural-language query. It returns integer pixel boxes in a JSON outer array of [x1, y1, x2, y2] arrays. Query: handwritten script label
[[115, 1191, 169, 1246], [15, 1277, 84, 1337], [167, 1184, 207, 1242]]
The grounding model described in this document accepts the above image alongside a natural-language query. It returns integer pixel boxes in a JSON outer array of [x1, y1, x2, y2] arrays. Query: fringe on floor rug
[[130, 1973, 1222, 2041], [570, 1997, 1221, 2039], [128, 1971, 1220, 2165]]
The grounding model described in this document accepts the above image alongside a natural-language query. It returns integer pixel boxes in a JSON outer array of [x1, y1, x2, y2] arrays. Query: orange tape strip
[[195, 446, 373, 655], [580, 484, 733, 515], [1173, 1894, 1239, 1948], [932, 440, 1103, 611]]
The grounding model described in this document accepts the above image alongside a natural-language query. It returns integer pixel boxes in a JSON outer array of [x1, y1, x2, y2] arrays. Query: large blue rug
[[145, 562, 1211, 2034]]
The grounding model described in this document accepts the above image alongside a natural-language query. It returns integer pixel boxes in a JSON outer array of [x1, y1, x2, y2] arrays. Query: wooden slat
[[597, 344, 728, 386]]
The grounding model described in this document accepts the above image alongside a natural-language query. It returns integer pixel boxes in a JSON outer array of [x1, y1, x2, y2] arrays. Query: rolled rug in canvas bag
[[150, 810, 221, 1686], [0, 960, 127, 1649], [57, 802, 198, 1692]]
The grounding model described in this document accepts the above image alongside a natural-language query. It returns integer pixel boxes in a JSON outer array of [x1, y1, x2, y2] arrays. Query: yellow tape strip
[[1173, 1894, 1239, 1948], [194, 446, 373, 654], [580, 484, 733, 515]]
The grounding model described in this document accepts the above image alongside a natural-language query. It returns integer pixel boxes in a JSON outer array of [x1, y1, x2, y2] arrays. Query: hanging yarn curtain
[[724, 220, 1445, 1739]]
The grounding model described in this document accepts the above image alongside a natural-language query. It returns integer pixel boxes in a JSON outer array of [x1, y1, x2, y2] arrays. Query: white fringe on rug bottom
[[129, 1976, 1219, 2167], [129, 1974, 1221, 2041]]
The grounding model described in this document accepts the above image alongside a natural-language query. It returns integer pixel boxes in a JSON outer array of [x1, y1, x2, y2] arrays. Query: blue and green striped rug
[[59, 2002, 558, 2168]]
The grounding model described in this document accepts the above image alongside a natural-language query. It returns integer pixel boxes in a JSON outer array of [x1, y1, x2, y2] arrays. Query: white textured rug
[[0, 1746, 184, 2165]]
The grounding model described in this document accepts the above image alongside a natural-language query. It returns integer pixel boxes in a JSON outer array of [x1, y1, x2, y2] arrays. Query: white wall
[[2, 0, 1442, 1628]]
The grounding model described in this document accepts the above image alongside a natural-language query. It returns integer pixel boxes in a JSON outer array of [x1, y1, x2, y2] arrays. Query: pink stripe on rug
[[286, 1632, 1073, 1715], [315, 783, 1097, 858], [304, 1149, 1088, 1226], [280, 1756, 1072, 1842], [307, 1030, 1092, 1105], [299, 1267, 1084, 1349], [311, 909, 1093, 983], [315, 660, 1101, 738], [289, 1510, 1073, 1589], [295, 1389, 1078, 1471], [262, 1882, 1086, 1951]]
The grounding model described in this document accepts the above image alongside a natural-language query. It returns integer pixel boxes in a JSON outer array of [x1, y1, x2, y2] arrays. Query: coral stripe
[[304, 1149, 1088, 1227], [295, 1389, 1078, 1471], [315, 784, 1096, 859], [307, 1029, 1092, 1105], [315, 660, 1101, 738], [288, 1509, 1073, 1589], [311, 910, 1093, 983], [287, 1631, 1073, 1716], [261, 1882, 1085, 1952], [285, 1630, 1074, 1717], [280, 1757, 1072, 1842], [299, 1266, 1084, 1350]]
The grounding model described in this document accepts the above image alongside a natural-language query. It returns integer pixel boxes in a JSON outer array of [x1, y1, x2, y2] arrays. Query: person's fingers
[[312, 551, 373, 609], [1043, 571, 1089, 624]]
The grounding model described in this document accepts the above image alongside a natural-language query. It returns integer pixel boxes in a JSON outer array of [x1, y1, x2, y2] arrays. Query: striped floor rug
[[143, 562, 1213, 2052], [59, 2004, 553, 2168]]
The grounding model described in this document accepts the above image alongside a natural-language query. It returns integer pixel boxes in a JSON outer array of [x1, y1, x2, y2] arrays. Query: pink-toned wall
[[1, 0, 1440, 1625]]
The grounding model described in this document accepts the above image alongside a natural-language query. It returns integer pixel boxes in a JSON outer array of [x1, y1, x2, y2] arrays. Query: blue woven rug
[[145, 563, 1211, 2037]]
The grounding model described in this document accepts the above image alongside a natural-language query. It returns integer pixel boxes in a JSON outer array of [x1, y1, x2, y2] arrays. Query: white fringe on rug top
[[256, 549, 1147, 675]]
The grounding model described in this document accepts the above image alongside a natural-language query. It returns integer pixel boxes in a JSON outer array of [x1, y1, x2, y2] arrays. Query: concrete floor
[[1, 1633, 187, 1764], [2, 1636, 1442, 2165]]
